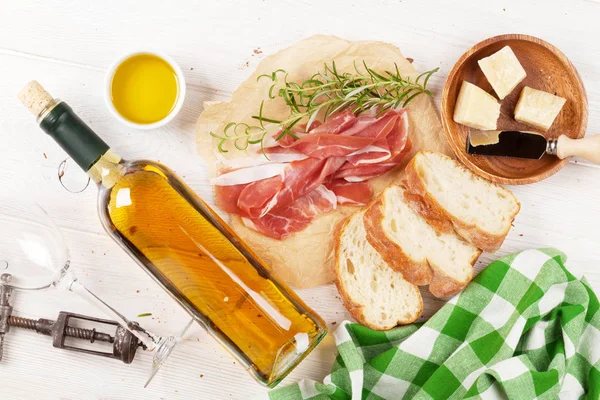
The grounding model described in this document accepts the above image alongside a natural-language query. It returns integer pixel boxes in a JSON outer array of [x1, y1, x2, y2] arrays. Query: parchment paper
[[196, 35, 451, 288]]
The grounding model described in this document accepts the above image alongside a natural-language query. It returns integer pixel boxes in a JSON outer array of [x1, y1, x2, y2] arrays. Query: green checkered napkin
[[265, 249, 600, 399]]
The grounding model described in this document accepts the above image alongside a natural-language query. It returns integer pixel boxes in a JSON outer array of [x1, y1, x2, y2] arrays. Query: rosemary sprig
[[210, 61, 438, 155]]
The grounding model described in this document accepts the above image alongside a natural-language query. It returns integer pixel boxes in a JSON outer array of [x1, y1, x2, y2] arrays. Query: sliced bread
[[404, 151, 520, 253], [364, 185, 481, 298], [335, 210, 423, 330]]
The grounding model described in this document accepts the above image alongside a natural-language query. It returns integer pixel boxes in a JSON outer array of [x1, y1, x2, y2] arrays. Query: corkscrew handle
[[0, 273, 14, 362]]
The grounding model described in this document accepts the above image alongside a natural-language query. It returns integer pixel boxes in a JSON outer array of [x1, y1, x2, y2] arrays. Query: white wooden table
[[1, 1, 599, 398]]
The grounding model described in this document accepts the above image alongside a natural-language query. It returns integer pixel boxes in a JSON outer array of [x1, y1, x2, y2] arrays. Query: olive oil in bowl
[[105, 51, 186, 129]]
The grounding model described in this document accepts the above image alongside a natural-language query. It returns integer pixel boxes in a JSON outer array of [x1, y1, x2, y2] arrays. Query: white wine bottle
[[18, 81, 327, 387]]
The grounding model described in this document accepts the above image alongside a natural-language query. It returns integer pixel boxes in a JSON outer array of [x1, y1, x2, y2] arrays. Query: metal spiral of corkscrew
[[7, 316, 34, 330], [7, 315, 114, 344]]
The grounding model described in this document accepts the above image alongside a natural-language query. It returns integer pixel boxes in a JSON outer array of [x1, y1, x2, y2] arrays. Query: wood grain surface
[[0, 1, 600, 399], [442, 34, 588, 184]]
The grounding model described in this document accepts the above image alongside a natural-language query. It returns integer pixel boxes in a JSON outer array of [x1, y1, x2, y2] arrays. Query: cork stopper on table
[[18, 81, 55, 118]]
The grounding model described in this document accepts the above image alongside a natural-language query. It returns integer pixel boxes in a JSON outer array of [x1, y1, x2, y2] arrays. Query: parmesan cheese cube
[[514, 86, 566, 131], [453, 81, 501, 130], [478, 46, 527, 100]]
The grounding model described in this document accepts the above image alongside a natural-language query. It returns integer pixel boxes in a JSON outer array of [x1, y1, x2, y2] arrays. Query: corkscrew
[[0, 273, 142, 364]]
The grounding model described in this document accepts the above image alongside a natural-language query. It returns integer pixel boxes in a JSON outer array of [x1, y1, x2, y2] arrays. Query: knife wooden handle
[[556, 134, 600, 164]]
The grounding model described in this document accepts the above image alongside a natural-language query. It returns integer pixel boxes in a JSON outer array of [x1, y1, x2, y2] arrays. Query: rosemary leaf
[[251, 115, 281, 124]]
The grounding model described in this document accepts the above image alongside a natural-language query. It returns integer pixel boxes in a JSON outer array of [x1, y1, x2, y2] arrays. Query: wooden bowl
[[441, 34, 588, 185]]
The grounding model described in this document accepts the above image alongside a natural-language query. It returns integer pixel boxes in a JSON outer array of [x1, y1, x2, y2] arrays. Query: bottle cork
[[18, 81, 55, 118]]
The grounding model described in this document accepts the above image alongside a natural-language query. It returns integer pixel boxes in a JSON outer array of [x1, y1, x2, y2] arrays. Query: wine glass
[[0, 197, 192, 386]]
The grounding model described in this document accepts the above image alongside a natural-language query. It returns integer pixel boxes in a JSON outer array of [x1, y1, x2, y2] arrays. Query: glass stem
[[65, 274, 158, 351]]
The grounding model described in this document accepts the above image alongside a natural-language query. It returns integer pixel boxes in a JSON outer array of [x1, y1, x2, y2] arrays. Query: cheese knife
[[467, 130, 600, 164]]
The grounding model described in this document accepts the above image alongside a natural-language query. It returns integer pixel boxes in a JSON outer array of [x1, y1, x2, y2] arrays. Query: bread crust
[[363, 196, 434, 286], [402, 190, 454, 234], [427, 248, 482, 298], [404, 151, 521, 253], [333, 213, 423, 330]]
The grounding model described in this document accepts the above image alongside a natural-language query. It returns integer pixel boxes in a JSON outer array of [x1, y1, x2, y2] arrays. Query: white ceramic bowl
[[104, 50, 186, 130]]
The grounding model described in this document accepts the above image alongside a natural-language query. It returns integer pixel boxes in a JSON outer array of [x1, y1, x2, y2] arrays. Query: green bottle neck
[[39, 101, 110, 172], [39, 101, 124, 187]]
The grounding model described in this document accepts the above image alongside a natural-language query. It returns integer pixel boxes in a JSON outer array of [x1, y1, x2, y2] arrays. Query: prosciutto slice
[[213, 108, 410, 239], [241, 185, 337, 240], [335, 111, 411, 181], [271, 111, 399, 159], [325, 179, 372, 206], [335, 137, 412, 182], [236, 157, 345, 218], [214, 184, 246, 214]]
